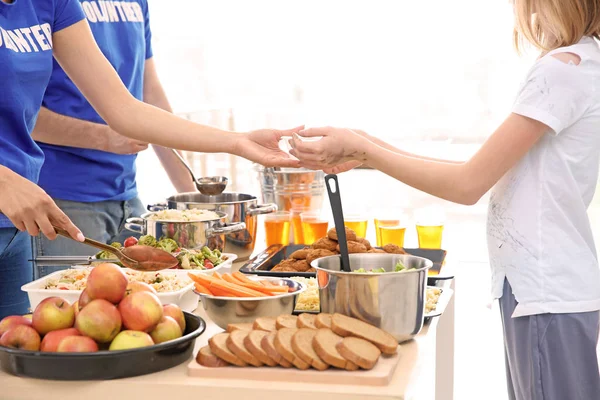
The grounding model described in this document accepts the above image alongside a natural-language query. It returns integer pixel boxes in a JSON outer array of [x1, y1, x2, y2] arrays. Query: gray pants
[[500, 279, 600, 400]]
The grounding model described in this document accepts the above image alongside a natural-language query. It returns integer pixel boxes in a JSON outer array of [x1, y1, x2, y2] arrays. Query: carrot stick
[[237, 282, 287, 293], [222, 274, 239, 284], [212, 272, 223, 280], [188, 272, 216, 286], [208, 280, 265, 297], [194, 283, 214, 295], [210, 287, 238, 297], [232, 272, 253, 284]]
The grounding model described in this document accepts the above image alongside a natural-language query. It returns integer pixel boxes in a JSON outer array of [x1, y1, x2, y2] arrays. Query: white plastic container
[[21, 255, 236, 313]]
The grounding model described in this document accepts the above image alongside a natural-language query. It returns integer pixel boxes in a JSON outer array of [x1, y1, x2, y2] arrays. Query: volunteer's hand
[[288, 126, 372, 170], [105, 127, 149, 155], [234, 126, 304, 168], [323, 160, 363, 174], [0, 167, 85, 241]]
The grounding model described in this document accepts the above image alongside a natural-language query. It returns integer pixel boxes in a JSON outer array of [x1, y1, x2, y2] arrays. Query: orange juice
[[416, 225, 444, 249], [265, 220, 291, 246], [379, 225, 406, 247], [291, 213, 304, 244], [302, 220, 329, 244], [374, 218, 401, 246], [344, 218, 368, 238]]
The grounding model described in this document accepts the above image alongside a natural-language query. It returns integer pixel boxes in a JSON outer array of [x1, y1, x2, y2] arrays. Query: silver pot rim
[[139, 210, 228, 224], [310, 253, 433, 277], [166, 192, 259, 206]]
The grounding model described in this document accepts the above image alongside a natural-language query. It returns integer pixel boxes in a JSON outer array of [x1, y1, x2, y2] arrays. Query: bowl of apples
[[0, 264, 206, 380]]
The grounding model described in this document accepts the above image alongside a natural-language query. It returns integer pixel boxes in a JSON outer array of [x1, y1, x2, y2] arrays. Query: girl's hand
[[288, 127, 371, 170], [0, 167, 84, 241], [323, 161, 363, 174], [234, 126, 304, 168]]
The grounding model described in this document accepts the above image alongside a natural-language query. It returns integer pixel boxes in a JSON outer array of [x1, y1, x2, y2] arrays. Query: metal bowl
[[311, 253, 432, 343], [197, 176, 228, 196], [194, 276, 307, 329]]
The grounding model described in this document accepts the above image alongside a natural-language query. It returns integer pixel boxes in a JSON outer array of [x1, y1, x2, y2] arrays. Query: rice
[[43, 268, 191, 293], [147, 209, 220, 222], [426, 287, 442, 313], [290, 277, 319, 312]]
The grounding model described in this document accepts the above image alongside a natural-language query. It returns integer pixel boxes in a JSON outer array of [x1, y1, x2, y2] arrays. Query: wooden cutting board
[[187, 350, 401, 386]]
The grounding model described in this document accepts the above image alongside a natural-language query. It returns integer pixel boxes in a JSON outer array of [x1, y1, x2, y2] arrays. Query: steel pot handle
[[206, 222, 246, 237], [147, 203, 167, 212], [124, 217, 145, 234], [247, 203, 277, 216]]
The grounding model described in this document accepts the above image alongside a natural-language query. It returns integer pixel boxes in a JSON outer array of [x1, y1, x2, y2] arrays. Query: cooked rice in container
[[147, 209, 220, 222], [44, 268, 191, 292], [290, 277, 319, 312]]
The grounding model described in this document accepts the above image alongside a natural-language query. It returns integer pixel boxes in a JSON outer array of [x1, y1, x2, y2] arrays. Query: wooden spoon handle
[[52, 226, 121, 255]]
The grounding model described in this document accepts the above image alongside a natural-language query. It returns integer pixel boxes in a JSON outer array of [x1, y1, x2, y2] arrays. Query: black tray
[[240, 245, 451, 284], [0, 312, 206, 380]]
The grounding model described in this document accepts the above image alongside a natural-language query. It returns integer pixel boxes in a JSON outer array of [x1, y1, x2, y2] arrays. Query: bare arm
[[32, 108, 148, 154], [291, 114, 548, 205], [51, 20, 300, 167], [142, 58, 196, 193]]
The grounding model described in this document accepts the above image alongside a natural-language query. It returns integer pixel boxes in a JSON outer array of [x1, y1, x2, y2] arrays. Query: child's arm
[[290, 114, 548, 205]]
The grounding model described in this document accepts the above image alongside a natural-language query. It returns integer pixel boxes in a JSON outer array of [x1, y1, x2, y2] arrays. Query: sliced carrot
[[232, 272, 253, 284], [208, 280, 265, 297], [194, 283, 214, 295], [222, 274, 238, 284], [212, 272, 223, 280], [210, 287, 238, 297], [188, 272, 215, 286], [237, 282, 287, 294]]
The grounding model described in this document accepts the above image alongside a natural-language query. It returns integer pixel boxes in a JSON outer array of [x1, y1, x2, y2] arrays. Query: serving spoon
[[53, 226, 179, 271], [170, 149, 228, 195]]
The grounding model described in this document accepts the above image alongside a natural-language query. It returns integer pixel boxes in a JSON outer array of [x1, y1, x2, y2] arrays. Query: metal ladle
[[170, 149, 228, 195], [53, 226, 179, 271]]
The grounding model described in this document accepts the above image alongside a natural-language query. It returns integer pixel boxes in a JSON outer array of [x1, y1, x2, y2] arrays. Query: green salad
[[95, 234, 226, 270], [355, 260, 414, 273]]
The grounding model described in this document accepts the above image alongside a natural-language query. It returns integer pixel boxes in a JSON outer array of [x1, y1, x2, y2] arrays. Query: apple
[[57, 336, 99, 353], [124, 281, 157, 297], [162, 304, 186, 333], [0, 325, 41, 351], [75, 299, 122, 343], [72, 301, 80, 319], [86, 263, 128, 304], [109, 330, 154, 351], [118, 291, 163, 332], [40, 328, 81, 352], [23, 314, 32, 320], [0, 315, 32, 337], [78, 289, 92, 309], [32, 297, 75, 335], [150, 316, 182, 344]]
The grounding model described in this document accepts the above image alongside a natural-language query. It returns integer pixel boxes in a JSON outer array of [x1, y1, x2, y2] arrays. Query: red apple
[[0, 325, 41, 351], [118, 291, 163, 332], [40, 328, 81, 352], [23, 314, 32, 320], [86, 263, 128, 304], [78, 289, 92, 309], [162, 304, 186, 333], [150, 316, 182, 344], [32, 297, 75, 335], [125, 281, 157, 297], [109, 330, 154, 351], [57, 336, 99, 353], [0, 315, 32, 337], [72, 301, 80, 319], [75, 299, 122, 343]]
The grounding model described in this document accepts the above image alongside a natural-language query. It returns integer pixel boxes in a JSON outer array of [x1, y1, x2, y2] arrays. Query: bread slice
[[261, 332, 293, 368], [315, 313, 332, 329], [336, 336, 381, 370], [331, 313, 398, 355], [244, 330, 277, 367], [253, 317, 277, 332], [276, 315, 298, 330], [312, 328, 357, 370], [274, 328, 310, 370], [208, 333, 247, 367], [226, 323, 253, 333], [226, 330, 263, 367], [292, 328, 329, 370], [297, 313, 317, 329], [196, 345, 230, 367]]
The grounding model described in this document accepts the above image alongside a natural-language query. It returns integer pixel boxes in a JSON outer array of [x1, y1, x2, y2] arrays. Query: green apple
[[109, 330, 154, 351]]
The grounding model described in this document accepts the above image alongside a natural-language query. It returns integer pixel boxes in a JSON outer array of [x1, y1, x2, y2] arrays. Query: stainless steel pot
[[311, 253, 432, 343], [148, 193, 276, 261], [125, 211, 246, 252], [255, 166, 325, 212]]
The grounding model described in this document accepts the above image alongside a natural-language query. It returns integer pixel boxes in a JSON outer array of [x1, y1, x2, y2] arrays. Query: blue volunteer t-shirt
[[37, 0, 153, 202], [0, 0, 85, 228]]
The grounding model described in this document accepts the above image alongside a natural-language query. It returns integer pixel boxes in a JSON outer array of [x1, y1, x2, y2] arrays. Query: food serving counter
[[1, 262, 456, 400]]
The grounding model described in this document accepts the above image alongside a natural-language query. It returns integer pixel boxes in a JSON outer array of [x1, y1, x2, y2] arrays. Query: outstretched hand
[[234, 126, 304, 168]]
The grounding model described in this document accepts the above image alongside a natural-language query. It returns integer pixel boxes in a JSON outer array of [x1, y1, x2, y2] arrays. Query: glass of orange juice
[[290, 206, 311, 244], [300, 211, 329, 244], [415, 207, 445, 249], [264, 211, 291, 247], [343, 215, 368, 238], [379, 225, 406, 247]]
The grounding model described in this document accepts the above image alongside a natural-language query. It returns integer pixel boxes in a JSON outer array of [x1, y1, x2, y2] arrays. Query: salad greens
[[354, 260, 414, 274], [138, 235, 158, 247], [96, 242, 123, 260]]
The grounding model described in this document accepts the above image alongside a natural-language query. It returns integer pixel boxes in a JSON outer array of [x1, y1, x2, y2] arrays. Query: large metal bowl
[[195, 276, 307, 330], [311, 253, 432, 343]]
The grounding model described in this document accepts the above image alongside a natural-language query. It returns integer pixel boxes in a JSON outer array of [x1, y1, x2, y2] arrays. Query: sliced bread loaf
[[274, 328, 310, 370], [292, 328, 329, 370], [331, 313, 398, 355], [196, 345, 230, 368], [226, 330, 263, 367], [261, 331, 293, 368], [244, 330, 277, 367], [208, 333, 247, 367], [336, 336, 381, 370]]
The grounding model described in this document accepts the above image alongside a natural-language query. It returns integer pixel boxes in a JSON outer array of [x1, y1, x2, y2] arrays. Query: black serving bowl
[[0, 311, 205, 380]]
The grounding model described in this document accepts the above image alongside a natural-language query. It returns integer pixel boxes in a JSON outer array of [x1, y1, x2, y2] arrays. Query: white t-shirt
[[487, 37, 600, 317]]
